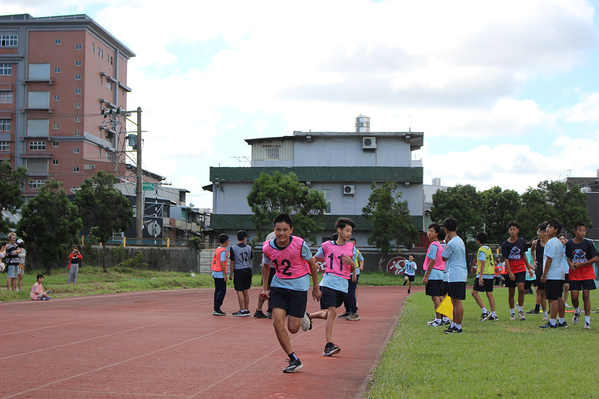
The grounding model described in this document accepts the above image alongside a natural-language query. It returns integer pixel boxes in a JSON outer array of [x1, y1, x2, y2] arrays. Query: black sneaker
[[254, 310, 268, 319], [443, 326, 454, 334], [407, 288, 411, 294], [266, 311, 272, 319], [212, 309, 226, 316], [323, 342, 340, 356], [451, 327, 463, 334], [241, 310, 251, 316], [283, 358, 303, 373], [557, 321, 568, 328], [526, 309, 540, 315], [442, 319, 451, 325], [403, 280, 407, 286], [480, 312, 491, 322], [489, 315, 498, 321], [539, 322, 557, 329], [337, 311, 351, 319], [232, 310, 244, 317]]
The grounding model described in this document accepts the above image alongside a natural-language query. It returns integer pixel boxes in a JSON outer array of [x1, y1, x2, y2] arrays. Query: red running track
[[0, 285, 417, 399]]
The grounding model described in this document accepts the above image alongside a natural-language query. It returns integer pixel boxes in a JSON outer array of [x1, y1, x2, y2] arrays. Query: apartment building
[[0, 14, 135, 195]]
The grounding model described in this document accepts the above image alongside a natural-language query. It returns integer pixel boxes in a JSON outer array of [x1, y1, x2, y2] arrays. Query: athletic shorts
[[7, 265, 18, 279], [505, 271, 526, 288], [320, 286, 346, 309], [233, 268, 252, 291], [268, 286, 307, 318], [425, 280, 444, 297], [524, 280, 534, 290], [564, 274, 569, 283], [443, 281, 448, 296], [535, 275, 546, 290], [406, 275, 415, 282], [473, 279, 494, 292], [545, 280, 564, 301], [448, 282, 466, 300], [569, 279, 597, 291]]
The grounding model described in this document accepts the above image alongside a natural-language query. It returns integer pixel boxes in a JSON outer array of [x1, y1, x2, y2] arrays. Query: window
[[28, 180, 45, 189], [0, 35, 18, 47], [105, 151, 112, 160], [54, 67, 60, 73], [76, 44, 82, 50], [107, 82, 112, 90], [29, 63, 50, 80], [75, 60, 82, 66], [55, 39, 61, 45], [27, 120, 48, 137], [263, 145, 280, 160], [74, 147, 80, 153], [0, 142, 9, 151], [75, 88, 81, 94], [75, 74, 81, 80], [0, 64, 11, 76], [29, 141, 46, 151], [0, 91, 12, 103], [0, 119, 11, 132], [52, 124, 59, 129], [25, 159, 48, 174], [107, 54, 109, 63], [110, 56, 113, 65], [53, 142, 59, 147], [27, 91, 50, 108], [74, 117, 81, 123], [74, 103, 81, 109], [74, 166, 80, 172], [92, 43, 95, 52], [100, 49, 103, 58], [323, 189, 332, 214], [52, 159, 58, 165], [74, 130, 80, 136], [53, 95, 59, 101]]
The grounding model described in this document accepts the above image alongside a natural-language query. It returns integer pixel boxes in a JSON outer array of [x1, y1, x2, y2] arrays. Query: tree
[[73, 170, 134, 271], [362, 182, 419, 270], [0, 159, 28, 234], [480, 187, 521, 244], [17, 179, 83, 273], [247, 171, 326, 245]]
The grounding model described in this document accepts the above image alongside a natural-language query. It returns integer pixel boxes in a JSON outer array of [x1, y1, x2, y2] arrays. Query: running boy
[[442, 218, 467, 334], [539, 219, 567, 328], [566, 222, 598, 329], [308, 218, 357, 356], [472, 232, 497, 321], [422, 223, 446, 327], [339, 237, 364, 321], [229, 230, 253, 317], [262, 214, 320, 373], [401, 255, 417, 294], [501, 221, 533, 321], [211, 234, 229, 316]]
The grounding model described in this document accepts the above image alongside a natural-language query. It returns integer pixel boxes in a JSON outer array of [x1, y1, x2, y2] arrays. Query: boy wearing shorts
[[308, 218, 357, 356], [442, 218, 467, 334], [559, 234, 570, 308], [566, 222, 598, 329], [423, 223, 446, 327], [472, 232, 497, 321], [229, 230, 253, 316], [255, 231, 276, 319], [539, 219, 567, 328], [211, 234, 229, 316], [262, 214, 320, 373], [502, 221, 533, 321], [339, 237, 364, 321], [401, 255, 417, 294]]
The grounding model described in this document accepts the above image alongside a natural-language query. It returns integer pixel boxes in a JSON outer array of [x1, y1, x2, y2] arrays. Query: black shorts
[[535, 275, 546, 291], [443, 281, 448, 296], [233, 268, 252, 291], [406, 275, 415, 282], [545, 280, 564, 301], [473, 279, 494, 292], [268, 286, 308, 318], [524, 280, 535, 290], [320, 286, 346, 309], [569, 279, 597, 291], [564, 274, 569, 283], [448, 282, 466, 300], [505, 271, 526, 288], [425, 280, 444, 297]]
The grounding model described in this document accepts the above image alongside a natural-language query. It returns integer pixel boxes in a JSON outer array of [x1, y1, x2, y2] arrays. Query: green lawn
[[366, 287, 599, 398]]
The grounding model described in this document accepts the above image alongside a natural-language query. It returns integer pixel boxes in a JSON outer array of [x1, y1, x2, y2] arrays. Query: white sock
[[491, 311, 496, 316], [559, 318, 565, 324], [585, 316, 591, 323], [443, 316, 450, 322], [450, 322, 455, 328], [550, 319, 557, 326], [510, 308, 515, 315], [481, 307, 487, 314], [577, 307, 582, 314], [455, 324, 462, 329], [518, 306, 523, 312], [543, 311, 548, 315], [435, 318, 441, 323]]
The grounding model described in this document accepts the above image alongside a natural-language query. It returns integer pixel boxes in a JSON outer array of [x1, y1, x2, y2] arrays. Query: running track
[[0, 286, 416, 398]]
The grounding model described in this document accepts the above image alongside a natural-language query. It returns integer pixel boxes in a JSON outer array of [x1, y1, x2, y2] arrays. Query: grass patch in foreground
[[367, 287, 599, 398]]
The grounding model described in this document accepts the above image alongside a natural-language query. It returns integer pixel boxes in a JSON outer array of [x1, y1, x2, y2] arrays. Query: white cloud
[[563, 92, 599, 122]]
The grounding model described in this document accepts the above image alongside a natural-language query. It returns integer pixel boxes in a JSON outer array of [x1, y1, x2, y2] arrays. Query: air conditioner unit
[[343, 185, 355, 195], [363, 136, 377, 149]]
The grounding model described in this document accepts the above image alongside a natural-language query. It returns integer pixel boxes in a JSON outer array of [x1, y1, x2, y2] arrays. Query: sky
[[2, 0, 599, 209]]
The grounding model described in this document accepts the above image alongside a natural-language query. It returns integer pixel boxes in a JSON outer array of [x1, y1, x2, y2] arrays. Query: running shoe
[[338, 311, 351, 319], [480, 312, 491, 322], [564, 303, 572, 308], [526, 309, 540, 314], [428, 320, 443, 327], [489, 315, 498, 321], [232, 311, 244, 317], [266, 311, 272, 319], [442, 319, 451, 325], [573, 312, 580, 325], [301, 313, 312, 331], [584, 322, 591, 330], [443, 326, 454, 334], [212, 309, 226, 316], [510, 313, 516, 321], [517, 311, 526, 321], [254, 310, 268, 319], [323, 342, 340, 356], [241, 310, 251, 316], [283, 358, 303, 373], [557, 321, 568, 328], [538, 322, 557, 329], [347, 313, 360, 321], [542, 313, 549, 321]]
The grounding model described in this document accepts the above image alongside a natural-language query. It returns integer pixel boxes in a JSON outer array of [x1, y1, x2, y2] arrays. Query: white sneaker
[[510, 313, 516, 321], [573, 312, 580, 325], [517, 311, 526, 321], [300, 313, 312, 332], [565, 303, 572, 308], [542, 313, 549, 321]]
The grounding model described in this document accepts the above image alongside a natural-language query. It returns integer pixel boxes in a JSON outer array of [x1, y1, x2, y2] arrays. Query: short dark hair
[[37, 273, 44, 280], [349, 237, 357, 243], [547, 218, 562, 234], [335, 217, 356, 230], [273, 213, 293, 228], [438, 227, 446, 241], [558, 233, 566, 239], [218, 234, 229, 244], [331, 233, 339, 241], [507, 221, 520, 229], [428, 223, 441, 234], [237, 230, 248, 241], [443, 218, 458, 232], [537, 222, 548, 231], [476, 232, 488, 244], [573, 222, 586, 231]]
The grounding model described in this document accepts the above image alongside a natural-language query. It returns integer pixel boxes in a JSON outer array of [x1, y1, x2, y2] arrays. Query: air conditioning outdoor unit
[[363, 136, 377, 149], [343, 185, 355, 195]]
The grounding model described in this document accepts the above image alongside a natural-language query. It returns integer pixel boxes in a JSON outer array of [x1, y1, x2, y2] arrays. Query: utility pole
[[135, 107, 143, 240]]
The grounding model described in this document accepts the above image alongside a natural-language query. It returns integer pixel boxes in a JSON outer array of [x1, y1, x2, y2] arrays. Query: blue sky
[[3, 0, 599, 208]]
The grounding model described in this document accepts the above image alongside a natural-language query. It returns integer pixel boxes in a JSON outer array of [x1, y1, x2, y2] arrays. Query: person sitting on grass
[[30, 274, 51, 301], [471, 232, 497, 322]]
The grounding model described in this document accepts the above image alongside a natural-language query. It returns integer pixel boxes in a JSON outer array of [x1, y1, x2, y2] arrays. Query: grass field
[[366, 287, 599, 398]]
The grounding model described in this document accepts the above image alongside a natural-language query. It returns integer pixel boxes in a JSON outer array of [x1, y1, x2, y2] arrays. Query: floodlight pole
[[135, 107, 143, 240]]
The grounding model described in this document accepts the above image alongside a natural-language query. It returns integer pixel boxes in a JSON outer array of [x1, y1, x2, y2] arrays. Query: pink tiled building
[[0, 14, 135, 196]]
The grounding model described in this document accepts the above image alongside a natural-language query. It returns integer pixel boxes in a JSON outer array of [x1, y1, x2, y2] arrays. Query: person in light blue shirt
[[398, 255, 417, 294], [442, 218, 467, 334], [559, 234, 571, 308], [539, 219, 567, 329]]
